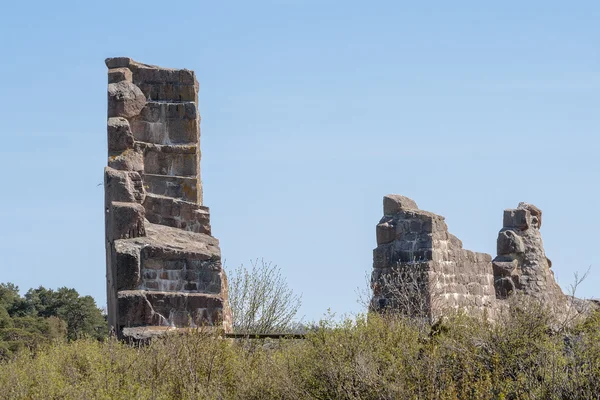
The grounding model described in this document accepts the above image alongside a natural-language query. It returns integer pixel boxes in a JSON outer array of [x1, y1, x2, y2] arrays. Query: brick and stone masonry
[[371, 195, 497, 320], [371, 195, 594, 321], [104, 58, 232, 338]]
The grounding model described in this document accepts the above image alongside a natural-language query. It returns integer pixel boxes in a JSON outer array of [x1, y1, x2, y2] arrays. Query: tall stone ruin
[[371, 194, 590, 321], [104, 57, 232, 339], [492, 202, 570, 314]]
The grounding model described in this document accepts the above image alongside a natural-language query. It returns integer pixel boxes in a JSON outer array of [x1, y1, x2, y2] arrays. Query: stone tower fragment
[[492, 202, 569, 313], [104, 57, 232, 339]]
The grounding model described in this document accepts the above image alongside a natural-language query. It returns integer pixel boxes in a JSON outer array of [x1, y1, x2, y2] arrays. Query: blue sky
[[0, 1, 598, 321]]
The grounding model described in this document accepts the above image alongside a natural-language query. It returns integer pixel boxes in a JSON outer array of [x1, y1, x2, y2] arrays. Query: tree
[[227, 259, 302, 334], [24, 287, 106, 340]]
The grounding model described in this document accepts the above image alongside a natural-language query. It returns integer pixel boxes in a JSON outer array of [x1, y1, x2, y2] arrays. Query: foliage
[[0, 283, 106, 361], [227, 259, 302, 334], [1, 302, 600, 399]]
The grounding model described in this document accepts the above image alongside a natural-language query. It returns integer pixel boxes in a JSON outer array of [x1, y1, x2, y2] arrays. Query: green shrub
[[1, 302, 600, 399]]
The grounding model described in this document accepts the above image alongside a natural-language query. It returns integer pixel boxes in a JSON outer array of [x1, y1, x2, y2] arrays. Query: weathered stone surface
[[143, 194, 211, 235], [490, 202, 593, 321], [108, 68, 133, 84], [376, 221, 396, 245], [104, 167, 136, 203], [105, 58, 230, 338], [143, 174, 199, 203], [106, 57, 132, 69], [118, 291, 229, 328], [107, 117, 134, 152], [143, 145, 198, 177], [107, 81, 146, 118], [371, 195, 496, 320], [497, 229, 525, 255], [114, 241, 141, 290], [519, 202, 542, 228], [503, 209, 531, 231], [108, 202, 145, 240], [383, 194, 418, 215], [130, 106, 198, 145], [108, 148, 144, 172]]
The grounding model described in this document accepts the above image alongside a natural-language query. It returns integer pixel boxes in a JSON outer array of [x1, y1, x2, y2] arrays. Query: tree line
[[0, 283, 106, 360]]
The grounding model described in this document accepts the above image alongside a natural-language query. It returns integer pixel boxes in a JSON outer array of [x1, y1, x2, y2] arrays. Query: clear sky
[[0, 1, 598, 321]]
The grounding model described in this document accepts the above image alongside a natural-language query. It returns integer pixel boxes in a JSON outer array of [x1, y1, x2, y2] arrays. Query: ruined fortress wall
[[371, 195, 588, 322], [105, 58, 231, 337], [372, 195, 496, 319]]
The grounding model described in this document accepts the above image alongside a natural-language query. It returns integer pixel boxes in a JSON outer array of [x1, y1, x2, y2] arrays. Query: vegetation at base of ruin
[[1, 301, 600, 399], [0, 283, 106, 360], [226, 259, 303, 334]]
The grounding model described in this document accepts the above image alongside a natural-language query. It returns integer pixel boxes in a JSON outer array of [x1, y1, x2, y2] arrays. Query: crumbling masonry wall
[[371, 195, 588, 321], [104, 57, 231, 338], [372, 195, 497, 320]]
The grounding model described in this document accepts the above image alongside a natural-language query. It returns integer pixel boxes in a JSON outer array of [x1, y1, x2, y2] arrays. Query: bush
[[227, 259, 302, 334], [1, 300, 600, 399]]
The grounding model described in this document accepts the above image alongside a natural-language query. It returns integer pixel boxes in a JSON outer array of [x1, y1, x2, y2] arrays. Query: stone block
[[373, 244, 394, 269], [144, 259, 164, 270], [143, 194, 211, 235], [503, 209, 531, 231], [165, 260, 185, 270], [383, 194, 418, 215], [143, 145, 198, 176], [109, 202, 145, 240], [106, 57, 132, 69], [188, 259, 221, 272], [143, 174, 199, 203], [448, 233, 463, 249], [166, 118, 199, 144], [133, 67, 180, 84], [497, 229, 525, 255], [117, 291, 228, 328], [108, 148, 144, 172], [518, 202, 542, 228], [136, 83, 197, 102], [114, 242, 141, 290], [495, 277, 516, 299], [143, 270, 157, 280], [107, 117, 134, 152], [104, 167, 136, 203], [108, 68, 132, 84], [376, 222, 395, 245], [197, 270, 222, 294], [108, 81, 146, 118]]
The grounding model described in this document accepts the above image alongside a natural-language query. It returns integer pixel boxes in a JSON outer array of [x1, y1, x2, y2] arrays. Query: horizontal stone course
[[143, 145, 198, 176], [117, 290, 226, 328], [143, 194, 211, 235], [143, 174, 199, 204]]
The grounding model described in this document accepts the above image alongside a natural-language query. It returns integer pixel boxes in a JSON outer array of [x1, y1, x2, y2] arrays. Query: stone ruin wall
[[371, 195, 587, 321], [104, 57, 231, 339], [372, 195, 497, 320]]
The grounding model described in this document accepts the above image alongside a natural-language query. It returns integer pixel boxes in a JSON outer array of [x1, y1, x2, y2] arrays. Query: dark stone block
[[503, 209, 531, 231]]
